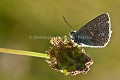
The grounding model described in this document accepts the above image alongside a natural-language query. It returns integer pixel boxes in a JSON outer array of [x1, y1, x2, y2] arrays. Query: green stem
[[0, 48, 49, 59]]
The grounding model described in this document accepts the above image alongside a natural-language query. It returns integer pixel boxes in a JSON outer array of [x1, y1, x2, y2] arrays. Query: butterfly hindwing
[[71, 13, 112, 48]]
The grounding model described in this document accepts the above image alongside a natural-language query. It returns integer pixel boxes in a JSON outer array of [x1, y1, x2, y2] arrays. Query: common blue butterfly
[[64, 13, 112, 48]]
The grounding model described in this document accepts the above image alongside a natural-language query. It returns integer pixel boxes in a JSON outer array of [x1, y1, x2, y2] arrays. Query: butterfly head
[[69, 31, 76, 40]]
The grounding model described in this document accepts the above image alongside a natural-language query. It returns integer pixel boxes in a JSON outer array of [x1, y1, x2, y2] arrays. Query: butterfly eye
[[88, 27, 91, 30]]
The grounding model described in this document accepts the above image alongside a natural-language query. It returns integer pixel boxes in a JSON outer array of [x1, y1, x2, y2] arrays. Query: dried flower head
[[46, 37, 93, 75]]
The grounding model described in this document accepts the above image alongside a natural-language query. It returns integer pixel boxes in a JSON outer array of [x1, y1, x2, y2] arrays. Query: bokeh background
[[0, 0, 120, 80]]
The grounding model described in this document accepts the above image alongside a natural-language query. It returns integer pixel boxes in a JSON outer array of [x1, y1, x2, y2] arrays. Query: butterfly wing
[[74, 13, 112, 48]]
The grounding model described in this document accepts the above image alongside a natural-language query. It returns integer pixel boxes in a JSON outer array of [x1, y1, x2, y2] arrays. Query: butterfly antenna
[[62, 16, 73, 30]]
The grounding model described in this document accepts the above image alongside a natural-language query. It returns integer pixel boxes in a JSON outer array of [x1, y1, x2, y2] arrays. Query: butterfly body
[[70, 13, 112, 48]]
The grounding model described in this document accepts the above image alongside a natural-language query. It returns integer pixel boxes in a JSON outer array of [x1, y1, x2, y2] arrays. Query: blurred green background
[[0, 0, 120, 80]]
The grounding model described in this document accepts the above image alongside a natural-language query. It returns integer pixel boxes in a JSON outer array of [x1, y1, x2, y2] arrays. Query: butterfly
[[64, 13, 112, 48]]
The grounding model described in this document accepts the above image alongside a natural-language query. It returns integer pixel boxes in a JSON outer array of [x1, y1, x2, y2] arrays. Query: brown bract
[[46, 37, 93, 75]]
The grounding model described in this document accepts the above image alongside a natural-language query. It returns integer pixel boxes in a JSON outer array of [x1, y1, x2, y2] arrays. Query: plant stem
[[0, 48, 49, 59]]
